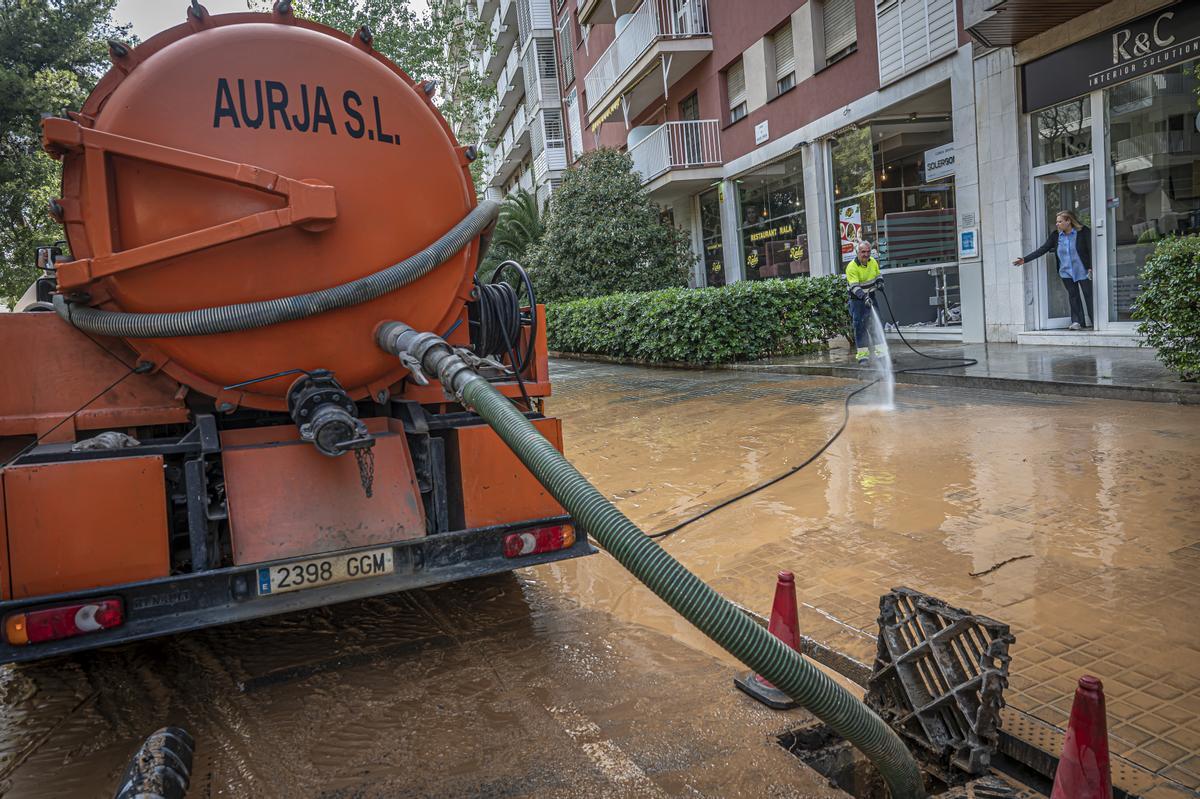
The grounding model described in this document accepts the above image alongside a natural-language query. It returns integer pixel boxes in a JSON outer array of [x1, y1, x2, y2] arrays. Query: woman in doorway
[[1012, 211, 1093, 330]]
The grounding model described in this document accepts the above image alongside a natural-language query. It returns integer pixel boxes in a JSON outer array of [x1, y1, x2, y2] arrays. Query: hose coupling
[[286, 369, 373, 457], [376, 322, 484, 403]]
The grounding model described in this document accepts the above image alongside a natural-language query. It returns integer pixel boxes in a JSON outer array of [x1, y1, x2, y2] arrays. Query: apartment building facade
[[470, 0, 570, 206], [469, 0, 1197, 345]]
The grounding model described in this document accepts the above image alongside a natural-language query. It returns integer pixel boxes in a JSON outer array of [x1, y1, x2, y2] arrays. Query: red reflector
[[503, 524, 576, 558], [4, 598, 124, 646]]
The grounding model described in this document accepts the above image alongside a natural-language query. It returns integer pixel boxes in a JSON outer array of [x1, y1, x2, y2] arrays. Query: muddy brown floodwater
[[540, 360, 1200, 796], [1, 359, 1197, 797]]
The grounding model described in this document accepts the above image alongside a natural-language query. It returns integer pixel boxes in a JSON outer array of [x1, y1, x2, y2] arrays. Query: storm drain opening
[[778, 723, 950, 799]]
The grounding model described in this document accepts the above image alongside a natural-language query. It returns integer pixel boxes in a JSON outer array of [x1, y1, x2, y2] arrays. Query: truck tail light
[[503, 524, 576, 558], [4, 598, 124, 646]]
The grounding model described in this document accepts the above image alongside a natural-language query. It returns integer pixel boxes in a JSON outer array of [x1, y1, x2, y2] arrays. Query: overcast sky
[[113, 0, 431, 41]]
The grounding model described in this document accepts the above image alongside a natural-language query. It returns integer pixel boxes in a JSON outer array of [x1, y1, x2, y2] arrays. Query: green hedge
[[1133, 235, 1200, 381], [546, 275, 850, 364]]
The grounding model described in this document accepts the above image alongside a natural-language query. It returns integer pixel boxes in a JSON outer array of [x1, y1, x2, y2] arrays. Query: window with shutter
[[543, 108, 565, 147], [874, 0, 957, 86], [537, 39, 557, 81], [565, 89, 583, 160], [558, 16, 574, 86], [823, 0, 857, 63], [773, 23, 795, 94], [726, 59, 747, 123]]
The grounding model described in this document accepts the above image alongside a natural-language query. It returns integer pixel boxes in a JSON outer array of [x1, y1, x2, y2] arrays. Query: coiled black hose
[[471, 281, 522, 359], [54, 201, 501, 338]]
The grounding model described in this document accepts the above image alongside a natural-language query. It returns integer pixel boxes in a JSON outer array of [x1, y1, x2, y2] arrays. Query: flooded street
[[541, 360, 1200, 795], [0, 572, 839, 798], [0, 358, 1196, 797]]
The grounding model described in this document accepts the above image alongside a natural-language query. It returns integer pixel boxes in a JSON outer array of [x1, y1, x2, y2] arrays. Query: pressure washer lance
[[376, 321, 928, 799]]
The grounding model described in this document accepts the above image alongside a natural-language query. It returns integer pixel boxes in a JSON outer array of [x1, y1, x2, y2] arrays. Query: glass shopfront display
[[1022, 3, 1200, 330], [829, 114, 959, 327], [737, 152, 810, 280], [699, 188, 725, 287], [1105, 63, 1200, 322]]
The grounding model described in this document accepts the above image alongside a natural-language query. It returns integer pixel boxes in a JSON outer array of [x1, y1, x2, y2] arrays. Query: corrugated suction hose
[[54, 201, 501, 338], [376, 321, 927, 799]]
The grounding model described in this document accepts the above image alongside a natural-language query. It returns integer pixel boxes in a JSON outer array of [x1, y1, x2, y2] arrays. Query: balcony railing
[[584, 0, 709, 113], [629, 120, 720, 183]]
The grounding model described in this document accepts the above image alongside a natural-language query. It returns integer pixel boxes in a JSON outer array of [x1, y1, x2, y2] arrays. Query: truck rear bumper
[[0, 517, 592, 664]]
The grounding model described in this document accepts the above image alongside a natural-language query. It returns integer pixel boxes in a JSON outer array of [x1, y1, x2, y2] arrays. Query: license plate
[[256, 548, 395, 597]]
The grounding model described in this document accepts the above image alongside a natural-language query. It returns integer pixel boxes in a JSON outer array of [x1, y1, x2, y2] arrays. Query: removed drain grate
[[867, 587, 1016, 777], [779, 723, 946, 799]]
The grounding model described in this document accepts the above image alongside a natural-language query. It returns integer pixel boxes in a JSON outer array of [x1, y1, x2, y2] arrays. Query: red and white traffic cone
[[734, 571, 801, 709], [1051, 675, 1113, 799]]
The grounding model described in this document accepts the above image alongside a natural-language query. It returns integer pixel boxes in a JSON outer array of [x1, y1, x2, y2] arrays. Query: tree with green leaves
[[525, 148, 695, 302], [480, 188, 543, 276], [250, 0, 494, 187], [0, 0, 129, 307]]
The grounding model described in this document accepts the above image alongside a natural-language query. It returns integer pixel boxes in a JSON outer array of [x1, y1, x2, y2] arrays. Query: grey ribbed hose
[[376, 322, 927, 799], [53, 201, 500, 338]]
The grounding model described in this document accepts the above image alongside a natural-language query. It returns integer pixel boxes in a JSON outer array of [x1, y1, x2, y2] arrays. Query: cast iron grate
[[866, 587, 1015, 776]]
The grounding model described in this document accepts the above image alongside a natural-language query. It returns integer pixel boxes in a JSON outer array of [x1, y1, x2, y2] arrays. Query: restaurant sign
[[1022, 3, 1200, 112]]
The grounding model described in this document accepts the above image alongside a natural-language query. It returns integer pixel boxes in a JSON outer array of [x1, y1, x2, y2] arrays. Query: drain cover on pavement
[[866, 587, 1016, 776]]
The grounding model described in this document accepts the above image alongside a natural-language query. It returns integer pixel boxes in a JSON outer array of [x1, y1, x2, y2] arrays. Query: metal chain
[[353, 447, 375, 498]]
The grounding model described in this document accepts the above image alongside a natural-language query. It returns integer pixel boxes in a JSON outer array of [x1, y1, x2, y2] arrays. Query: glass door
[[1034, 166, 1092, 329]]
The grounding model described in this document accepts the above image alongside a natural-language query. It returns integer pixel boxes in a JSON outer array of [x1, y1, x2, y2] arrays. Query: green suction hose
[[377, 322, 927, 799]]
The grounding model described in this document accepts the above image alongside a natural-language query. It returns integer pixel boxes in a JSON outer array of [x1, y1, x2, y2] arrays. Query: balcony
[[583, 0, 711, 123], [628, 120, 722, 201], [629, 119, 720, 179], [522, 36, 559, 115], [482, 0, 518, 79], [533, 144, 568, 182], [486, 48, 525, 139], [487, 107, 531, 188], [578, 0, 639, 26], [476, 0, 499, 25], [516, 0, 554, 52]]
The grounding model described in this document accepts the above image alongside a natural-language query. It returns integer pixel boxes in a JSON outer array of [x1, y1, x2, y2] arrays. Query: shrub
[[1132, 235, 1200, 381], [546, 275, 849, 364], [526, 149, 694, 302]]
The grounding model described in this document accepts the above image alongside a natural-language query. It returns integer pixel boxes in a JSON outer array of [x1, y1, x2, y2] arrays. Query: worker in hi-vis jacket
[[845, 240, 885, 363]]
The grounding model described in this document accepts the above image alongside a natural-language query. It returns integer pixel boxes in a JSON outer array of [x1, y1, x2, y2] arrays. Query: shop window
[[1105, 62, 1200, 322], [726, 60, 747, 124], [773, 23, 796, 95], [699, 188, 725, 287], [1032, 96, 1092, 167], [830, 116, 960, 326], [823, 0, 857, 65], [831, 126, 877, 262], [738, 152, 809, 281]]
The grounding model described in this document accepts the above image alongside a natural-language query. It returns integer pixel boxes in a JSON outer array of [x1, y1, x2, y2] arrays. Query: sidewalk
[[729, 342, 1200, 405]]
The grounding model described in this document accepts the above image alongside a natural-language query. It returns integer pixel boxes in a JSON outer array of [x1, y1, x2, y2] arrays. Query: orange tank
[[45, 8, 478, 410]]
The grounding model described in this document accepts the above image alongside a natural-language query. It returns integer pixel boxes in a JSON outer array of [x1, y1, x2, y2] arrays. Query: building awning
[[589, 97, 622, 134], [967, 0, 1110, 47]]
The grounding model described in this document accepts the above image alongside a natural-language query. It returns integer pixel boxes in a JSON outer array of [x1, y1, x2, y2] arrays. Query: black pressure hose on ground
[[53, 201, 502, 338], [876, 288, 980, 374], [648, 284, 978, 542], [377, 321, 928, 799]]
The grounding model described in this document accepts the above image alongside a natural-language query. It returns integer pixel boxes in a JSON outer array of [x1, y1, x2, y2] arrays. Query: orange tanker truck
[[0, 2, 592, 663]]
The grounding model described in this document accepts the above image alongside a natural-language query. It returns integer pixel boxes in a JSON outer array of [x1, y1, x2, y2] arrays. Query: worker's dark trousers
[[848, 297, 879, 350], [1060, 277, 1094, 327]]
